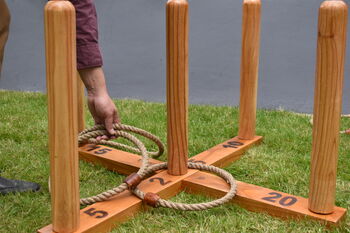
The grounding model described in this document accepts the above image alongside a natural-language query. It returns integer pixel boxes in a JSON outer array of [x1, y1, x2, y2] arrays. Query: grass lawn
[[0, 90, 349, 233]]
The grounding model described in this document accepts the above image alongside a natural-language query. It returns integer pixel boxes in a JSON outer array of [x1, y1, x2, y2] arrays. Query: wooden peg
[[45, 0, 80, 231], [309, 0, 348, 214], [166, 0, 189, 176], [238, 0, 261, 140]]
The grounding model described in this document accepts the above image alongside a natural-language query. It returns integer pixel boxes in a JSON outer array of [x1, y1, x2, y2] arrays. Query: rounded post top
[[243, 0, 261, 6], [320, 0, 347, 10], [45, 0, 74, 12], [167, 0, 188, 6]]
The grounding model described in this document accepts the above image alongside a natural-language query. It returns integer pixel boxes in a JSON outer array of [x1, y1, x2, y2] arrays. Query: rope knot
[[144, 192, 160, 207], [124, 173, 142, 190]]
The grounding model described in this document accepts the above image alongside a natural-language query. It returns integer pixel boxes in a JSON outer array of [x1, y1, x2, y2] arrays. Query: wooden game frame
[[39, 0, 347, 232]]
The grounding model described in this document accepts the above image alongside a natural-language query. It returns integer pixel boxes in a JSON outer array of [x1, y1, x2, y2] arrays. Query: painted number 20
[[262, 192, 298, 207]]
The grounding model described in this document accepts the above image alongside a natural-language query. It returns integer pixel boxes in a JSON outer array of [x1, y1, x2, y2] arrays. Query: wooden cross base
[[38, 136, 346, 232]]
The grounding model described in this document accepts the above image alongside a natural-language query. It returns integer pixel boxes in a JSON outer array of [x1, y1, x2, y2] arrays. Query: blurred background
[[1, 0, 350, 113]]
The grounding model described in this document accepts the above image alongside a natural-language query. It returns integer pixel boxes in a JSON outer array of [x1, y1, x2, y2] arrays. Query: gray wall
[[1, 0, 350, 113]]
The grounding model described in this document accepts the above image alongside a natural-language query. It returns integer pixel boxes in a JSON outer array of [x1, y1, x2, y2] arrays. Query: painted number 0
[[262, 192, 298, 207], [84, 208, 108, 218]]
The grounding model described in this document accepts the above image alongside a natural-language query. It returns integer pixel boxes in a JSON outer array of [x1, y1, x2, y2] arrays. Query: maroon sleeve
[[69, 0, 103, 69]]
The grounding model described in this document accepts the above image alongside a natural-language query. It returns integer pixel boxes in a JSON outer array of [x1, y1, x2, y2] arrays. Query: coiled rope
[[79, 124, 164, 205], [131, 162, 237, 211], [78, 123, 237, 210]]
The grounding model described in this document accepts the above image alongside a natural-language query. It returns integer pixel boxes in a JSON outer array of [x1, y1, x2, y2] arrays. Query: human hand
[[78, 67, 120, 141], [87, 92, 120, 141]]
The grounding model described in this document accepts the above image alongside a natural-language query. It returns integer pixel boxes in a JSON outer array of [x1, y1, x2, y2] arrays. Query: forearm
[[78, 67, 108, 97], [78, 67, 120, 136]]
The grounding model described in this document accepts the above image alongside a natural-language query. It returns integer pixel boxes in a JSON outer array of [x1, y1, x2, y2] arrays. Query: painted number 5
[[84, 208, 108, 218]]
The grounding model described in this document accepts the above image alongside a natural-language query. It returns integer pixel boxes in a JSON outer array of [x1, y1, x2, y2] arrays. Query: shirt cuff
[[77, 43, 103, 70]]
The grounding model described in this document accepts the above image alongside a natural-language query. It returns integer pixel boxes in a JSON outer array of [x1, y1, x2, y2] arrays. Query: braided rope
[[79, 124, 163, 205], [132, 162, 237, 211], [79, 124, 164, 158], [78, 124, 237, 211]]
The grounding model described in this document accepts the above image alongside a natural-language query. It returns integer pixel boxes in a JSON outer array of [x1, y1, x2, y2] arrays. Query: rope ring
[[79, 124, 163, 205], [131, 162, 237, 211], [79, 123, 164, 158]]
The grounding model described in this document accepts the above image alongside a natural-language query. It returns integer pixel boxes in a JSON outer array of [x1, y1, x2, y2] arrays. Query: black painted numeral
[[188, 159, 206, 164], [262, 192, 298, 207], [279, 196, 298, 206], [86, 145, 101, 152], [94, 148, 112, 155], [84, 208, 108, 218], [149, 177, 172, 186], [262, 192, 282, 203], [223, 141, 244, 148]]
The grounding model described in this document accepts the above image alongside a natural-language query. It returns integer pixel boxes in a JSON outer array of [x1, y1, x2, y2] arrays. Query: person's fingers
[[87, 100, 102, 125], [113, 109, 120, 124], [105, 115, 116, 135]]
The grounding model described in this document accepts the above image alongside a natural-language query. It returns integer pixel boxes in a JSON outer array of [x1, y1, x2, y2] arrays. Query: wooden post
[[309, 0, 347, 215], [166, 0, 189, 176], [238, 0, 261, 140], [45, 0, 80, 231], [77, 76, 86, 132]]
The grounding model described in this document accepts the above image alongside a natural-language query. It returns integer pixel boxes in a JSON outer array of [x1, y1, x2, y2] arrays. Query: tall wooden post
[[166, 0, 189, 176], [45, 0, 80, 231], [309, 0, 347, 215], [238, 0, 261, 140]]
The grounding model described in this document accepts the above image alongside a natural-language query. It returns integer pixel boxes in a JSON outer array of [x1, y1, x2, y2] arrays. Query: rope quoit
[[79, 123, 164, 158], [78, 123, 237, 211], [131, 162, 237, 211], [79, 123, 164, 205]]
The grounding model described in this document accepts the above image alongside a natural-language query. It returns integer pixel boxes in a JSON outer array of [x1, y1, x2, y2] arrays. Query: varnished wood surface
[[184, 173, 346, 225], [238, 0, 261, 140], [38, 137, 262, 233], [40, 134, 345, 232], [44, 1, 80, 231], [309, 0, 348, 214], [166, 0, 189, 176], [79, 144, 161, 175]]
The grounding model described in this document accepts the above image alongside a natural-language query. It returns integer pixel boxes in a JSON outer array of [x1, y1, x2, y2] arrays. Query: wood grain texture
[[78, 136, 262, 176], [238, 0, 261, 140], [44, 1, 80, 231], [77, 76, 86, 133], [184, 172, 346, 226], [309, 0, 348, 214], [79, 144, 161, 175], [39, 137, 261, 233], [166, 0, 189, 175]]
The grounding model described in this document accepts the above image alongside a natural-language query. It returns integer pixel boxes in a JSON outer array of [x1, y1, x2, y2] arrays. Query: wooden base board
[[184, 172, 346, 226], [38, 136, 346, 232], [78, 136, 262, 174]]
